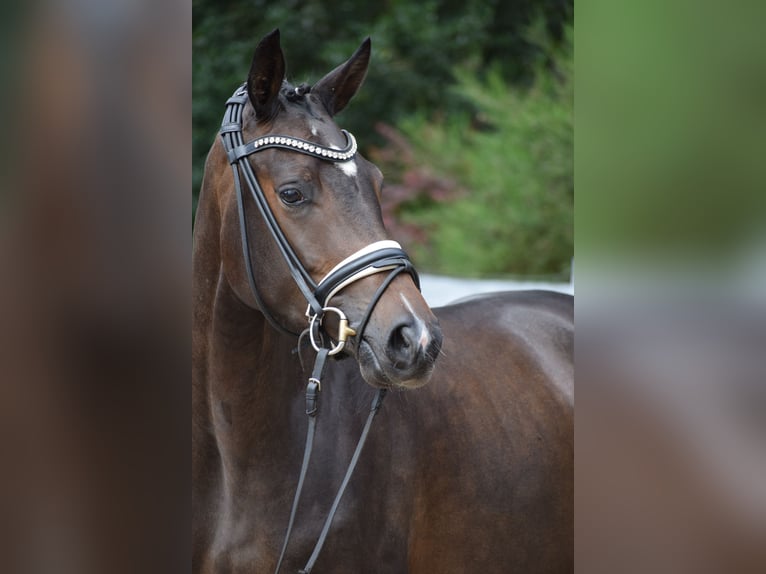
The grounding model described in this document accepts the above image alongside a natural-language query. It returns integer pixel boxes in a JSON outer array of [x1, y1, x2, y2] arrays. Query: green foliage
[[375, 33, 573, 278]]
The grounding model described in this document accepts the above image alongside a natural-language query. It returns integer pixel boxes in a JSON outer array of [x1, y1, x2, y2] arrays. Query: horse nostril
[[386, 322, 417, 366]]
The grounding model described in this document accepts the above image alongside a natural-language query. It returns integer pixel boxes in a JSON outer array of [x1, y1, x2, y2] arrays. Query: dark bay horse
[[193, 30, 573, 573]]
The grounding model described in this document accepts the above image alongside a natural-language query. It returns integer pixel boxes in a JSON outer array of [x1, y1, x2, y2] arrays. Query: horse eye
[[278, 188, 306, 206]]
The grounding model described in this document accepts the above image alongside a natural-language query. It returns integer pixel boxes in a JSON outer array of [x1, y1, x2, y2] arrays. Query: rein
[[219, 84, 419, 573]]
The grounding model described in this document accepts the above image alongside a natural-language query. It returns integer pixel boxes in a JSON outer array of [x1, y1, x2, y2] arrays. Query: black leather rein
[[218, 84, 420, 573]]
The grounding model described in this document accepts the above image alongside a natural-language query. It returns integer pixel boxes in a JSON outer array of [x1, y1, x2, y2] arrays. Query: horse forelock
[[281, 80, 312, 102], [241, 79, 323, 128], [274, 80, 323, 121]]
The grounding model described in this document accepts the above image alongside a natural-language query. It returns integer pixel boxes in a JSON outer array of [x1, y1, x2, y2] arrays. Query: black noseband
[[314, 245, 420, 309]]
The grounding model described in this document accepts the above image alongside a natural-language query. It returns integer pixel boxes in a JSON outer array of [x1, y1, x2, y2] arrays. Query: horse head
[[218, 29, 442, 389]]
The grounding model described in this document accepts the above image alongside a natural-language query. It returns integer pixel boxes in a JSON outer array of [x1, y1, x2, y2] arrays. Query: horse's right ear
[[247, 29, 285, 122]]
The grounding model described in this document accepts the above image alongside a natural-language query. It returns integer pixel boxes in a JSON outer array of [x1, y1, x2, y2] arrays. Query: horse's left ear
[[313, 38, 371, 116]]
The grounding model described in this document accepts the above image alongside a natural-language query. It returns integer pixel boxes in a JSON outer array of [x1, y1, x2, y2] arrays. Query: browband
[[226, 130, 358, 165]]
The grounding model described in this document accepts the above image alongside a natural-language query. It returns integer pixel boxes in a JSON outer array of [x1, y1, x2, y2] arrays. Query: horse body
[[194, 281, 572, 573], [192, 256, 573, 573], [193, 30, 572, 573]]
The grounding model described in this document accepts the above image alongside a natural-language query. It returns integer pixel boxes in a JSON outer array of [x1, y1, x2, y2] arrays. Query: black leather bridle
[[219, 84, 420, 573]]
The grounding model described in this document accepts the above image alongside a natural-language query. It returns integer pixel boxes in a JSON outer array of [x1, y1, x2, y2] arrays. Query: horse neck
[[207, 278, 302, 448], [193, 152, 304, 480]]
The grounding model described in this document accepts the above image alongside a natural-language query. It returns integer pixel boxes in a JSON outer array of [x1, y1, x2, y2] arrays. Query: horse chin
[[355, 340, 435, 390]]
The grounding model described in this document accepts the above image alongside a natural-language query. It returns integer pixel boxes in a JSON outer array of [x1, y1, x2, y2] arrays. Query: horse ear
[[313, 38, 371, 116], [247, 29, 285, 122]]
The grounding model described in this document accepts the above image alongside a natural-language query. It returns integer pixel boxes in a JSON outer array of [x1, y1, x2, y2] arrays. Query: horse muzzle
[[351, 300, 443, 389]]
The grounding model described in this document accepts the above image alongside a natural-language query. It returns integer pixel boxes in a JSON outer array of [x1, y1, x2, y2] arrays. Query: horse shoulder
[[401, 291, 573, 573]]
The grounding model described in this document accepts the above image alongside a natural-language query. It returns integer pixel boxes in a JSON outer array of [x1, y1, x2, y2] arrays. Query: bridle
[[219, 84, 420, 573]]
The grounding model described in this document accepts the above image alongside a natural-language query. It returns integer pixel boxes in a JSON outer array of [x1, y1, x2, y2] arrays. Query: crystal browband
[[225, 129, 358, 165]]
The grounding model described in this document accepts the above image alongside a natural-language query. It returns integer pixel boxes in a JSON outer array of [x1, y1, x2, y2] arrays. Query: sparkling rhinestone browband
[[225, 129, 358, 165]]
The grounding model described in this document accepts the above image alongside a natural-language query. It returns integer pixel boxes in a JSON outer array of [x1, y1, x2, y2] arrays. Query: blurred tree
[[369, 24, 573, 279]]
